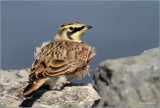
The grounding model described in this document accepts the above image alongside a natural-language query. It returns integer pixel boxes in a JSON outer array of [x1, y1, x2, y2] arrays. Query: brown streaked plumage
[[23, 22, 95, 98]]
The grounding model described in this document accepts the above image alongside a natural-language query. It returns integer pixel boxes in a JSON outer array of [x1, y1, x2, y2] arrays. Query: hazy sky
[[1, 1, 159, 83]]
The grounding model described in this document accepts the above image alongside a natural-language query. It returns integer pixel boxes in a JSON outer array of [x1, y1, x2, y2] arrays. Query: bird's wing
[[29, 40, 95, 81]]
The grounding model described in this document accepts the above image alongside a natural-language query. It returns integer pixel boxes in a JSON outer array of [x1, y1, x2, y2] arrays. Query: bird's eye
[[69, 27, 74, 31]]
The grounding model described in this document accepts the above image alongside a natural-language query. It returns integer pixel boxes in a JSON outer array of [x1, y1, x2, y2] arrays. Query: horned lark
[[23, 22, 95, 98]]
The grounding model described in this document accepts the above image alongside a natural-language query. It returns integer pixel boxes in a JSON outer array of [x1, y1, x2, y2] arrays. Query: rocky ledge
[[92, 48, 159, 107], [1, 69, 100, 107]]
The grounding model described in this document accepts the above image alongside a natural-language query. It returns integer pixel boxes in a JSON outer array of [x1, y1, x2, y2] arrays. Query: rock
[[1, 69, 29, 107], [32, 84, 100, 107], [92, 48, 159, 107], [1, 69, 100, 107]]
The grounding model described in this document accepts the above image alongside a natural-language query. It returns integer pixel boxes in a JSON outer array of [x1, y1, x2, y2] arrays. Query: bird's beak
[[86, 25, 92, 30]]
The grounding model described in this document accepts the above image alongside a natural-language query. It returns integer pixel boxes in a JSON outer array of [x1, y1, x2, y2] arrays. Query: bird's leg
[[64, 81, 71, 84]]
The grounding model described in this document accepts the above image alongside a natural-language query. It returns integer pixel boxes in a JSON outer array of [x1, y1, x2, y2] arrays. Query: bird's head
[[54, 22, 92, 42]]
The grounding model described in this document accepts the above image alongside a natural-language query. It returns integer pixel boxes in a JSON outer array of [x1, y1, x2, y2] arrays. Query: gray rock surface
[[92, 48, 159, 107], [1, 69, 100, 107]]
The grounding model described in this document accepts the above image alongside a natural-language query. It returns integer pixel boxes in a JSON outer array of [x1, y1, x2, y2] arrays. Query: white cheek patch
[[34, 41, 51, 58]]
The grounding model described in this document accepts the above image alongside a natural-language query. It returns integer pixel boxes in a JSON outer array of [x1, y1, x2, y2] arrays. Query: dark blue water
[[1, 1, 159, 83]]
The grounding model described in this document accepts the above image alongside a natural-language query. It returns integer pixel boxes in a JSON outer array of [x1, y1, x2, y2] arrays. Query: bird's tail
[[23, 78, 46, 99]]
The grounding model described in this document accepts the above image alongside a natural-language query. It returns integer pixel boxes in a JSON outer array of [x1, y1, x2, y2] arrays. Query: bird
[[23, 22, 96, 99]]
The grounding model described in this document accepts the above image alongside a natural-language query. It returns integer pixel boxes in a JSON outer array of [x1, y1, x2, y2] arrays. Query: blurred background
[[1, 1, 159, 83]]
